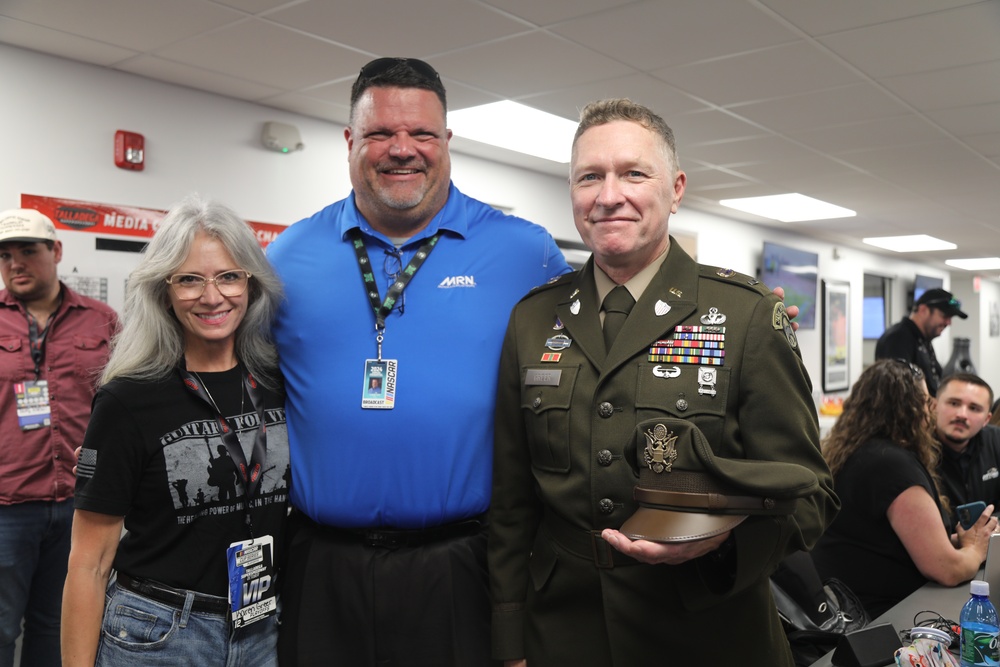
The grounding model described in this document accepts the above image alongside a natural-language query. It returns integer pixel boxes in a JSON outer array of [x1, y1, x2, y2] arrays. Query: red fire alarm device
[[114, 130, 144, 171]]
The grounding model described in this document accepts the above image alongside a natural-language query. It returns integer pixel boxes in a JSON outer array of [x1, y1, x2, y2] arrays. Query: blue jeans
[[0, 499, 73, 667], [95, 579, 278, 667]]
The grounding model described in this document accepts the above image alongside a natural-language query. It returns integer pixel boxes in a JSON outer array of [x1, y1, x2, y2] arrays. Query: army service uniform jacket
[[488, 241, 839, 667]]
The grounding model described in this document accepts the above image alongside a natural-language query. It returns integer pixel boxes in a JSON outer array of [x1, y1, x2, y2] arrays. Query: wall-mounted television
[[760, 241, 819, 329], [913, 274, 944, 304]]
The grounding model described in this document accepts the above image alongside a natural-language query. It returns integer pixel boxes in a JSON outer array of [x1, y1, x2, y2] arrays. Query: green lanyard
[[349, 228, 441, 358]]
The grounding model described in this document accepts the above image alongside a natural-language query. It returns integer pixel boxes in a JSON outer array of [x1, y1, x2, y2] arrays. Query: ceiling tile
[[757, 0, 979, 36], [154, 20, 368, 91], [429, 32, 632, 98], [882, 60, 1000, 111], [928, 102, 1000, 138], [211, 0, 296, 13], [669, 109, 770, 147], [684, 135, 818, 167], [115, 55, 284, 101], [818, 3, 1000, 78], [974, 133, 1000, 158], [0, 16, 136, 65], [0, 0, 243, 51], [480, 0, 636, 26], [730, 83, 910, 134], [652, 41, 859, 107], [551, 0, 798, 71], [265, 0, 530, 57], [844, 141, 992, 191], [519, 73, 708, 123], [788, 115, 938, 155]]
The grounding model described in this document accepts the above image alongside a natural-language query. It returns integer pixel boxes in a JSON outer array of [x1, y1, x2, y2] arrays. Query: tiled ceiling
[[2, 0, 1000, 272]]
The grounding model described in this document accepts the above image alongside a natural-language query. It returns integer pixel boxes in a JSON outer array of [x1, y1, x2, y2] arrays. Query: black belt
[[116, 573, 230, 614], [303, 512, 487, 549]]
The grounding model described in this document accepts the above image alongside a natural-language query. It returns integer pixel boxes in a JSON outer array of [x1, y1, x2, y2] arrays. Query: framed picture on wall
[[822, 280, 850, 392]]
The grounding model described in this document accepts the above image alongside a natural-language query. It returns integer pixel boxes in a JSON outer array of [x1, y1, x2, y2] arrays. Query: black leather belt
[[304, 512, 487, 549], [116, 573, 230, 614]]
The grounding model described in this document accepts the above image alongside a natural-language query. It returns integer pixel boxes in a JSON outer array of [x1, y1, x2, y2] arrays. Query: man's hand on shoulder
[[773, 286, 799, 331]]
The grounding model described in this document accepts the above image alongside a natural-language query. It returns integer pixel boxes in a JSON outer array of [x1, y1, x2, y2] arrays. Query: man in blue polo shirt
[[268, 58, 570, 666]]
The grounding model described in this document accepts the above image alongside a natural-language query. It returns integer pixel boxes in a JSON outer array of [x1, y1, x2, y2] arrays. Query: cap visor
[[620, 507, 747, 543]]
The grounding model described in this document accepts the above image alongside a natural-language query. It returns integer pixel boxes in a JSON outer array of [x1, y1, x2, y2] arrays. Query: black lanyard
[[178, 363, 268, 537], [24, 297, 63, 378], [349, 228, 440, 356]]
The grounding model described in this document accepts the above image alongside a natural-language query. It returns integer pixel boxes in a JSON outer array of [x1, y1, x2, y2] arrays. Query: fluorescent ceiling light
[[862, 235, 957, 252], [946, 257, 1000, 271], [718, 193, 855, 222], [448, 101, 576, 163]]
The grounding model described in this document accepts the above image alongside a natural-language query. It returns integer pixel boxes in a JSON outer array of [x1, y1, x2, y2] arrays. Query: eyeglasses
[[358, 57, 441, 85], [892, 358, 924, 380], [383, 250, 406, 315], [166, 270, 251, 300]]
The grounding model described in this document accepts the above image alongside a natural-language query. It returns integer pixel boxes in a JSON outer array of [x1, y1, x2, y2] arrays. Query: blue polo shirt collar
[[338, 182, 468, 245]]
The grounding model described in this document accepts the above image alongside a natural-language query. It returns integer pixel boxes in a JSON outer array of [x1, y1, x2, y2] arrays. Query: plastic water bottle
[[961, 580, 1000, 667]]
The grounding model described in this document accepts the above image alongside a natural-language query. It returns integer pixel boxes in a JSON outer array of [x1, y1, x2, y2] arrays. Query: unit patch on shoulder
[[772, 302, 798, 350]]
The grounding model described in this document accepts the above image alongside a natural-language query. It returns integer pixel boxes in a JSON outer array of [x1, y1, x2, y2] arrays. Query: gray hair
[[101, 195, 283, 390], [573, 98, 680, 173]]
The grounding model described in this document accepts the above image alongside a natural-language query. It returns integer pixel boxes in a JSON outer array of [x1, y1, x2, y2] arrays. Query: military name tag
[[525, 369, 562, 386], [361, 359, 397, 409]]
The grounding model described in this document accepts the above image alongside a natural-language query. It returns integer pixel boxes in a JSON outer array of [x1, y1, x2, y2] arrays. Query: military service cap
[[620, 418, 819, 543]]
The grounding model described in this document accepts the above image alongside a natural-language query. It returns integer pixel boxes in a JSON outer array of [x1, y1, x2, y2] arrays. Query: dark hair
[[938, 372, 994, 409], [350, 57, 446, 123], [822, 359, 949, 511]]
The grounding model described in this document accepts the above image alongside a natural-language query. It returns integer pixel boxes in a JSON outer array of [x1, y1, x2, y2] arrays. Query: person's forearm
[[61, 567, 109, 667]]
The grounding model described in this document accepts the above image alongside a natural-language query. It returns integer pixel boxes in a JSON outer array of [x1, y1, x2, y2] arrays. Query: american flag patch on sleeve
[[77, 448, 98, 479]]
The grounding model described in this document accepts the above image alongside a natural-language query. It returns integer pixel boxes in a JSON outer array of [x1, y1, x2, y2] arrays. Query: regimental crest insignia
[[644, 423, 678, 474], [772, 302, 798, 350]]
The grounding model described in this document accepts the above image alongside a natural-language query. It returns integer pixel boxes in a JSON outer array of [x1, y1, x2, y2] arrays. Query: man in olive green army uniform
[[488, 99, 839, 667]]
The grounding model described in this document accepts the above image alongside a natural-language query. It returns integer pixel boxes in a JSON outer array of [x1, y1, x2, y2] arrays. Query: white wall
[[3, 43, 996, 396]]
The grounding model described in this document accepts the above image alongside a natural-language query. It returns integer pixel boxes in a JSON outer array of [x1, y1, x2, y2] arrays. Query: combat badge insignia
[[700, 307, 726, 325], [772, 302, 798, 350], [644, 423, 678, 473], [545, 334, 573, 351]]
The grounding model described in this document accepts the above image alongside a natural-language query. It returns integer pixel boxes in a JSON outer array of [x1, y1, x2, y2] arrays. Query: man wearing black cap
[[489, 99, 838, 666], [268, 58, 570, 666], [875, 287, 967, 395]]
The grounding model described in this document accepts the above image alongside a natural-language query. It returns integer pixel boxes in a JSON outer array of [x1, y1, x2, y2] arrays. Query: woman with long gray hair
[[61, 195, 289, 666]]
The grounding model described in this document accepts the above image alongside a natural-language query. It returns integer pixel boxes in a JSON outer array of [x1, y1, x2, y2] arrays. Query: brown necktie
[[602, 285, 635, 351]]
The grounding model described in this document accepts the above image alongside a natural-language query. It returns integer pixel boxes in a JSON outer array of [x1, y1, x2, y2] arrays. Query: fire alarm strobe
[[115, 130, 144, 171]]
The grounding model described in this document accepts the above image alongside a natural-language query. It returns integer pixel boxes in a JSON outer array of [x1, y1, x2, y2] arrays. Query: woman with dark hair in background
[[60, 195, 289, 666], [813, 359, 996, 617]]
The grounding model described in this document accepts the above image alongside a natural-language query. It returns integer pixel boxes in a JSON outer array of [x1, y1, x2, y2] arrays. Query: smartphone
[[957, 501, 988, 530]]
